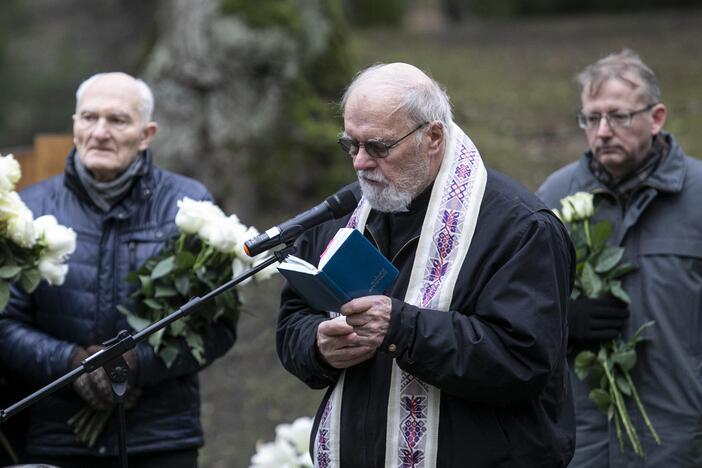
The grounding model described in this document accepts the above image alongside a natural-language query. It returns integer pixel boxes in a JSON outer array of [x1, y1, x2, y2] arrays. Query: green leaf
[[139, 275, 154, 297], [616, 375, 632, 396], [612, 348, 637, 372], [174, 251, 196, 270], [0, 280, 9, 312], [124, 271, 140, 284], [0, 265, 22, 279], [574, 350, 596, 380], [151, 256, 176, 280], [185, 333, 206, 366], [589, 388, 611, 413], [126, 313, 152, 332], [168, 320, 186, 337], [631, 320, 656, 343], [609, 281, 631, 304], [589, 220, 612, 252], [148, 327, 165, 351], [608, 263, 637, 279], [595, 246, 624, 273], [159, 342, 180, 368], [154, 285, 178, 298], [21, 269, 42, 293], [143, 298, 162, 310], [174, 274, 191, 297], [581, 262, 603, 298]]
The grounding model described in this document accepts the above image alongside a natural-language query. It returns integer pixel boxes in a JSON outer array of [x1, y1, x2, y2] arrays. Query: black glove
[[568, 296, 629, 345]]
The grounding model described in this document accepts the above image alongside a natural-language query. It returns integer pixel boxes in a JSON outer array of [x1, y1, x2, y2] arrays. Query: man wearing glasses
[[277, 62, 576, 467], [538, 50, 702, 466]]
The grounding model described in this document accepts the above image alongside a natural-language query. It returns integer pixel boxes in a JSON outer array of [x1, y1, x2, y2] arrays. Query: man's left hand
[[341, 295, 392, 350]]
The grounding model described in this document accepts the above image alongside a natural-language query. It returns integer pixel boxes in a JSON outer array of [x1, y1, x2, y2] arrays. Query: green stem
[[624, 370, 661, 445], [602, 359, 643, 456], [583, 219, 592, 250], [612, 403, 624, 453], [0, 428, 18, 464]]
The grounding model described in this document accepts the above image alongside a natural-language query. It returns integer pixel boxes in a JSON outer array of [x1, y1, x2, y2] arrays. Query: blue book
[[277, 228, 399, 312]]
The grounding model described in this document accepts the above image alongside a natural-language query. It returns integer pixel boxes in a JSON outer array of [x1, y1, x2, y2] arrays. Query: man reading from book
[[276, 63, 576, 467]]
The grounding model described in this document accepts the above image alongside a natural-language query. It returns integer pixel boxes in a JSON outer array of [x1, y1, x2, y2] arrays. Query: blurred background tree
[[0, 0, 700, 466]]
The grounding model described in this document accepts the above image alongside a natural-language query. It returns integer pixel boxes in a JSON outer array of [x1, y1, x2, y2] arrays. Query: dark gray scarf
[[74, 153, 146, 212]]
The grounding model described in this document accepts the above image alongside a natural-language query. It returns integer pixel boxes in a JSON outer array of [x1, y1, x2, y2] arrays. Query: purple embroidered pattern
[[396, 136, 481, 467], [315, 398, 333, 468], [398, 373, 430, 467]]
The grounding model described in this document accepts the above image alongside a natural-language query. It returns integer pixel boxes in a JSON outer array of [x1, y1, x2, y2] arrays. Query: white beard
[[357, 147, 431, 213]]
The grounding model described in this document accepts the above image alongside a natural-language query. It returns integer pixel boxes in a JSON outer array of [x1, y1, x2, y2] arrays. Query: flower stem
[[0, 428, 18, 464], [602, 358, 643, 456], [625, 370, 661, 445], [583, 219, 592, 250]]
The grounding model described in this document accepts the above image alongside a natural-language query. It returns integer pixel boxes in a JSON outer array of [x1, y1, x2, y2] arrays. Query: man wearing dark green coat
[[538, 49, 702, 467]]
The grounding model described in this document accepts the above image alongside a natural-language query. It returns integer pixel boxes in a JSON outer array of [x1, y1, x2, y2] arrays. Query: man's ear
[[650, 103, 667, 135], [138, 122, 158, 151], [427, 121, 444, 156]]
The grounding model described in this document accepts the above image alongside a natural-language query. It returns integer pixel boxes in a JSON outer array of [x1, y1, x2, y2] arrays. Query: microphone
[[244, 189, 358, 257]]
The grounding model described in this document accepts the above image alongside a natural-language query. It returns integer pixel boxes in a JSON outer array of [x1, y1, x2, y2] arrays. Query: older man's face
[[73, 75, 154, 182], [343, 92, 432, 212]]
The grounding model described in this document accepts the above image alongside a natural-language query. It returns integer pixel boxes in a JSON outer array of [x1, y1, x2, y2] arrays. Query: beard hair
[[357, 145, 431, 213]]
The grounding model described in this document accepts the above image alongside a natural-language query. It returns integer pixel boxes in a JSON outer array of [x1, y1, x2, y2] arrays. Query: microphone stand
[[0, 245, 296, 468]]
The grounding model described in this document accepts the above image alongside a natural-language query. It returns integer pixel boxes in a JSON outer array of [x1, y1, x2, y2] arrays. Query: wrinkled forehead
[[77, 77, 142, 116], [344, 83, 406, 125]]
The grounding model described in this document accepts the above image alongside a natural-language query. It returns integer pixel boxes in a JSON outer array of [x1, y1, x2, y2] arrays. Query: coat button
[[388, 344, 397, 353]]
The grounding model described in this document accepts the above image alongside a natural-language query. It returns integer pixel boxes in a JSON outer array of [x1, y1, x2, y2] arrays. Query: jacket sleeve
[[0, 284, 78, 387], [382, 210, 574, 404]]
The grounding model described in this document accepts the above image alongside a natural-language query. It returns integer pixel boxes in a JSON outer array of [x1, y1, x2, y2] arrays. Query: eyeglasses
[[576, 103, 657, 130], [338, 122, 429, 159]]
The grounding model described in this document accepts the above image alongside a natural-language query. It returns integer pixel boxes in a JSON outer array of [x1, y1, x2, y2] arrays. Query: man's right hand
[[568, 296, 630, 344], [316, 316, 375, 369]]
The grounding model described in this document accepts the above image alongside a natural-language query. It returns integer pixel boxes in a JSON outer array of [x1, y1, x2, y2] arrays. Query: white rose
[[38, 257, 69, 286], [34, 215, 77, 259], [235, 226, 260, 261], [560, 192, 594, 222], [276, 417, 313, 456], [249, 440, 298, 468], [0, 192, 35, 247], [175, 198, 224, 235], [232, 257, 253, 286], [207, 215, 249, 254], [0, 154, 21, 194]]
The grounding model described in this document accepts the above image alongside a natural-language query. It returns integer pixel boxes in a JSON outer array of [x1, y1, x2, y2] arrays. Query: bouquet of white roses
[[250, 416, 314, 468], [553, 192, 659, 457], [69, 197, 276, 446], [0, 153, 77, 463]]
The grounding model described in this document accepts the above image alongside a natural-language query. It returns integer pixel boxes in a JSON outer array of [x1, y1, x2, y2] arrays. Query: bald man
[[0, 73, 235, 468], [276, 63, 576, 467]]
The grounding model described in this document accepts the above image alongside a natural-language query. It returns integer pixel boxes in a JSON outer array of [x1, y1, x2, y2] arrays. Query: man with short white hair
[[277, 62, 576, 467], [0, 72, 235, 467]]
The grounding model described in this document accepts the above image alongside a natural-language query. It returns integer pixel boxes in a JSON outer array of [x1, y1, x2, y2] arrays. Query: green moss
[[220, 0, 303, 34]]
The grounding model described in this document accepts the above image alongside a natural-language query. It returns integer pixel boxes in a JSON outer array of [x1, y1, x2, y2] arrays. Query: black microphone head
[[325, 189, 358, 219]]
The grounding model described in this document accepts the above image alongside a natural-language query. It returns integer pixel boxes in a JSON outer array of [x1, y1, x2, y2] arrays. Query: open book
[[278, 228, 399, 312]]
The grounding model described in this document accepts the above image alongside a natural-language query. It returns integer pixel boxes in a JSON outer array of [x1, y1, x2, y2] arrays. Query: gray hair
[[576, 49, 661, 105], [75, 72, 155, 123], [340, 63, 453, 129]]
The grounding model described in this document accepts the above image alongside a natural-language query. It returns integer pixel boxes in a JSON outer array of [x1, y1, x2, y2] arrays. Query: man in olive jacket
[[277, 63, 576, 467], [538, 49, 702, 467]]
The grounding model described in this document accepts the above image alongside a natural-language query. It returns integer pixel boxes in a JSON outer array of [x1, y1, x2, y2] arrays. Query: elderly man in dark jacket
[[538, 50, 702, 467], [0, 72, 235, 468], [277, 63, 576, 467]]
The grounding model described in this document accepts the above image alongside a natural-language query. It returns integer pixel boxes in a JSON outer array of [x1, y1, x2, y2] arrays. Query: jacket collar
[[64, 148, 155, 219], [574, 131, 686, 195]]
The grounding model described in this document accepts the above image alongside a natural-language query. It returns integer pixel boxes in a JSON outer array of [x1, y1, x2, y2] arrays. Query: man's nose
[[595, 116, 614, 137], [352, 147, 378, 171], [92, 119, 111, 139]]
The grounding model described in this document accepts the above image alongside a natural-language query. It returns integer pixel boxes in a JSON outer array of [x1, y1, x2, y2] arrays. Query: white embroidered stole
[[314, 122, 487, 468]]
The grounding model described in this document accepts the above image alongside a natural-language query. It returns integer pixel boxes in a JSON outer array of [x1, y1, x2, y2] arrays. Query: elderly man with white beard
[[276, 62, 577, 467]]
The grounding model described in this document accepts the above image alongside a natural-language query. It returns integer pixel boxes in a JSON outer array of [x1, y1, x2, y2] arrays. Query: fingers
[[341, 296, 392, 350]]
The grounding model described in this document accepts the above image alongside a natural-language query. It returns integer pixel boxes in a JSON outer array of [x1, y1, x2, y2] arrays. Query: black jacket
[[277, 173, 576, 467], [0, 150, 236, 456]]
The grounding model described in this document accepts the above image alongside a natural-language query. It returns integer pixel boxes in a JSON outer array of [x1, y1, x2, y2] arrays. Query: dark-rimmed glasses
[[576, 103, 657, 130], [338, 122, 429, 159]]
